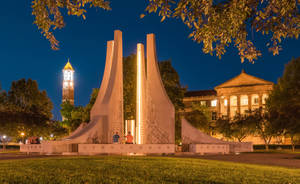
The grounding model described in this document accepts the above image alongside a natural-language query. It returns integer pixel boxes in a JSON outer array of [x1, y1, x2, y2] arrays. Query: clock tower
[[62, 59, 74, 105]]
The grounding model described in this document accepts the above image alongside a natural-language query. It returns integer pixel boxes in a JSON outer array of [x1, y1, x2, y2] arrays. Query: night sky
[[1, 1, 299, 120]]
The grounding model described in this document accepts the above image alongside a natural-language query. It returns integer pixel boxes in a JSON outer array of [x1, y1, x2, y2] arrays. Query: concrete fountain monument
[[20, 30, 252, 155]]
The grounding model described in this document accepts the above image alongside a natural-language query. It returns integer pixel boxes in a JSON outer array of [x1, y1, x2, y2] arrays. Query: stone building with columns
[[183, 70, 277, 144]]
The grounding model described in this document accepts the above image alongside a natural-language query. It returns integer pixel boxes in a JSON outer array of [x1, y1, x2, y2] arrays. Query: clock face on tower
[[64, 70, 73, 81]]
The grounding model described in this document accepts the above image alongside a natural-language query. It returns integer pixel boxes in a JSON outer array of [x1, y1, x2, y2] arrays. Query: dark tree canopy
[[0, 79, 54, 139], [267, 57, 300, 151], [123, 54, 137, 120], [33, 0, 300, 63]]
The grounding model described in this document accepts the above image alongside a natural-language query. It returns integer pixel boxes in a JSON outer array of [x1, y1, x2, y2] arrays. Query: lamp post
[[2, 135, 7, 151], [20, 132, 25, 144]]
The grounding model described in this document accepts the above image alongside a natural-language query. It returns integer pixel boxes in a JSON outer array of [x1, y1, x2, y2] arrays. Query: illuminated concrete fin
[[90, 40, 114, 118], [62, 30, 124, 144], [145, 33, 175, 144], [136, 43, 147, 144], [105, 30, 124, 141]]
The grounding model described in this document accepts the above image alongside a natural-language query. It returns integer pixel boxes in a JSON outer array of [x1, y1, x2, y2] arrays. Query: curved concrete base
[[181, 118, 253, 153]]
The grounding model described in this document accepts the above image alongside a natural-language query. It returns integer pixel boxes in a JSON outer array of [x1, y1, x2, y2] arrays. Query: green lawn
[[0, 149, 20, 154], [0, 156, 299, 184]]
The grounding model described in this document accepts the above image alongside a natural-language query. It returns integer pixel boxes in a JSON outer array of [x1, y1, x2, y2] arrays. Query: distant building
[[62, 60, 74, 105], [183, 70, 286, 144], [184, 70, 273, 119]]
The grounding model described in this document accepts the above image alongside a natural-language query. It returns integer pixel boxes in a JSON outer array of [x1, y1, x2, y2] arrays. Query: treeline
[[0, 79, 66, 142]]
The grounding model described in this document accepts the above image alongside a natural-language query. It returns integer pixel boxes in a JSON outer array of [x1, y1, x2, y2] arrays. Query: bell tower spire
[[62, 59, 74, 105]]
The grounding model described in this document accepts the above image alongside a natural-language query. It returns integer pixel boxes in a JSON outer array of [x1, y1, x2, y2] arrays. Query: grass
[[0, 156, 299, 184], [0, 149, 20, 154]]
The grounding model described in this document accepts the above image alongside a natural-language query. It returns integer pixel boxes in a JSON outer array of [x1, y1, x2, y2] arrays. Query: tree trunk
[[263, 137, 270, 151], [265, 144, 269, 151], [291, 136, 295, 152]]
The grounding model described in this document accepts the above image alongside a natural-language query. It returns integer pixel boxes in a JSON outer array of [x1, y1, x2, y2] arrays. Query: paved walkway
[[175, 153, 300, 169]]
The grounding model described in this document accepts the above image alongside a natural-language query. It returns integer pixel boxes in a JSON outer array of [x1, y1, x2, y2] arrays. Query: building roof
[[63, 60, 74, 71], [215, 70, 273, 89], [184, 90, 217, 97]]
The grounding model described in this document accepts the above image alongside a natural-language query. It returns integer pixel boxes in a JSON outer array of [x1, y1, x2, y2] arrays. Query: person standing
[[113, 132, 120, 144]]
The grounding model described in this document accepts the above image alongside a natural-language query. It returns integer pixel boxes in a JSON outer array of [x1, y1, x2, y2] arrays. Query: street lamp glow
[[2, 135, 6, 139]]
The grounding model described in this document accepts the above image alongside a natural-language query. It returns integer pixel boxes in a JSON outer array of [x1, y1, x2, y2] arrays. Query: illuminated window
[[230, 96, 237, 106], [224, 99, 228, 106], [262, 94, 268, 104], [64, 70, 73, 81], [241, 95, 248, 106], [211, 100, 217, 107], [63, 81, 68, 88], [70, 82, 73, 87], [200, 101, 206, 106]]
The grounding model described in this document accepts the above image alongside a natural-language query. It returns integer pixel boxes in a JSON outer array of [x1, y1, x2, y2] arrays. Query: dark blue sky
[[0, 1, 299, 120]]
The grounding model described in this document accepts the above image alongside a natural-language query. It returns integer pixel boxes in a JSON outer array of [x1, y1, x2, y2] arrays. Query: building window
[[252, 94, 259, 105], [230, 96, 237, 106], [262, 94, 268, 104], [200, 101, 206, 106], [212, 112, 217, 120], [241, 95, 248, 106], [224, 99, 228, 106], [211, 100, 217, 107], [63, 81, 68, 88]]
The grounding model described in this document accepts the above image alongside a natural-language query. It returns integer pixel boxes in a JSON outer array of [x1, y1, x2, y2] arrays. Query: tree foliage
[[32, 0, 110, 50], [158, 60, 186, 111], [123, 54, 137, 120], [32, 0, 300, 63], [145, 0, 300, 63], [216, 115, 256, 142], [246, 108, 280, 150], [267, 57, 300, 151], [0, 79, 58, 140]]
